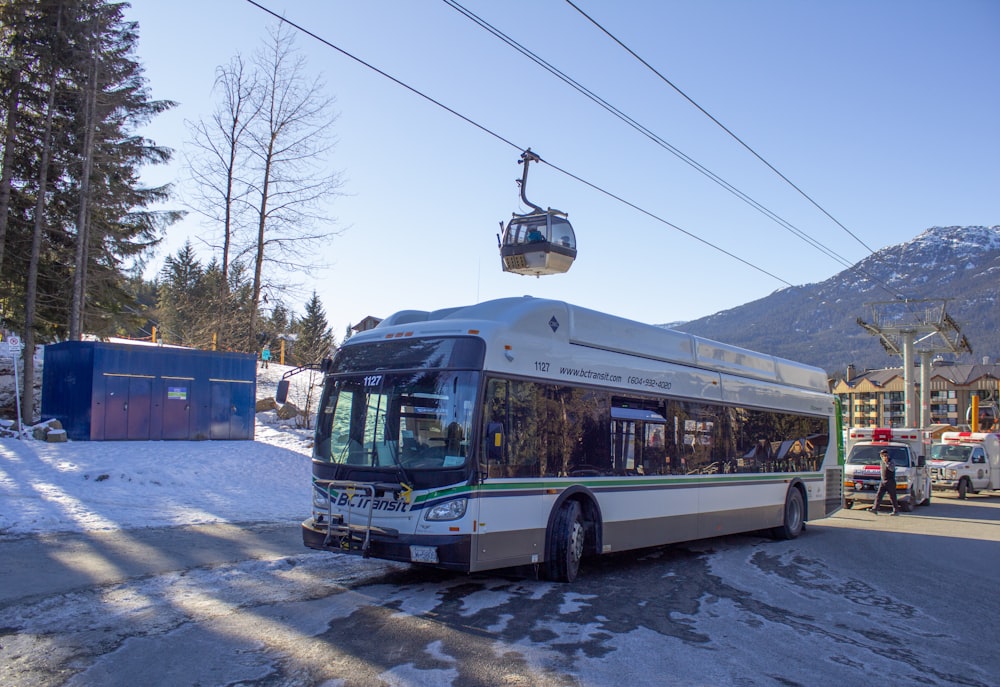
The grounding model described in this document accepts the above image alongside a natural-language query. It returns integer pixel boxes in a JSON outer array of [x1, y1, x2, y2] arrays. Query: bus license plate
[[410, 545, 439, 564]]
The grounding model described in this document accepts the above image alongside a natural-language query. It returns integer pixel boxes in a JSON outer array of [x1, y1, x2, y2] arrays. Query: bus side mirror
[[276, 379, 290, 404], [917, 455, 925, 467]]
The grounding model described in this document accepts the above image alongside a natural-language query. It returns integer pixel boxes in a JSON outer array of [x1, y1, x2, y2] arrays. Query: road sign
[[2, 334, 24, 436], [2, 335, 23, 358]]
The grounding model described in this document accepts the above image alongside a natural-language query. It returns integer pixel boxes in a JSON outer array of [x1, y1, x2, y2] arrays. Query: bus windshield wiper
[[372, 387, 414, 490]]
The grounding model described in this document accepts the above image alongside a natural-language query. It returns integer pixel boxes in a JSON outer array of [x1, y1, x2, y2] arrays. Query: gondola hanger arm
[[517, 149, 544, 215]]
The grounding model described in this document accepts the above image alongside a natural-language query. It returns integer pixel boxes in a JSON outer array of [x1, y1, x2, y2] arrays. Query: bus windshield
[[315, 369, 479, 470]]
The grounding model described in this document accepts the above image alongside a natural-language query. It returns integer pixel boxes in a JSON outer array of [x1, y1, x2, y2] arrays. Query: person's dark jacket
[[880, 457, 896, 484]]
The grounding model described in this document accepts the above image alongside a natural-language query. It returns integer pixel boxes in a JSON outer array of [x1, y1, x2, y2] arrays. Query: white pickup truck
[[928, 432, 1000, 499], [843, 427, 932, 512]]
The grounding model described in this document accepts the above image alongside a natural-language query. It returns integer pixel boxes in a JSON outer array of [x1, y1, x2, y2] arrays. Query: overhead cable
[[443, 0, 858, 272], [444, 0, 904, 302], [243, 0, 795, 286], [564, 0, 883, 258]]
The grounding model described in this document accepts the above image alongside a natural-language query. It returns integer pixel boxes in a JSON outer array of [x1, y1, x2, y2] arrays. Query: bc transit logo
[[331, 491, 410, 513]]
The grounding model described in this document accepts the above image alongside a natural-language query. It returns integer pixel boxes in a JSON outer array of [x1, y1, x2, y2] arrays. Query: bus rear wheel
[[771, 487, 804, 540], [545, 500, 585, 583]]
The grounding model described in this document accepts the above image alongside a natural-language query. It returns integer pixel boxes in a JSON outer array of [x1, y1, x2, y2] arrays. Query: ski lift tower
[[857, 299, 972, 427]]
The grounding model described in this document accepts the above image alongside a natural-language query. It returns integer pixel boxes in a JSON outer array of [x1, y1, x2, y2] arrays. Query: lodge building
[[833, 359, 1000, 429]]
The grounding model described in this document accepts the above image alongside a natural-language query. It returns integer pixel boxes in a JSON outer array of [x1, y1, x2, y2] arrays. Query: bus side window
[[483, 380, 508, 477], [643, 424, 666, 475]]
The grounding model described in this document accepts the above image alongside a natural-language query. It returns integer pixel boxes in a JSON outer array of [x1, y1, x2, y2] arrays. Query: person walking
[[261, 345, 271, 369], [870, 449, 899, 515]]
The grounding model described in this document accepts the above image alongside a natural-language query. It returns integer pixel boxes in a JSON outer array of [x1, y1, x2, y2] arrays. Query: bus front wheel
[[545, 500, 585, 583], [771, 487, 804, 540]]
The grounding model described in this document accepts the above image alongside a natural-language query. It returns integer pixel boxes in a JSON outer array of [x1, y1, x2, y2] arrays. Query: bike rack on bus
[[312, 479, 405, 557]]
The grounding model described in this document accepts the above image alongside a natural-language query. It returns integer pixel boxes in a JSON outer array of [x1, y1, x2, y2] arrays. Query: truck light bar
[[851, 427, 922, 442]]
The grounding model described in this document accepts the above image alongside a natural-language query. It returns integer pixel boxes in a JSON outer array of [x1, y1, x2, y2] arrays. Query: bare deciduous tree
[[184, 22, 343, 353], [243, 22, 343, 351], [185, 55, 259, 298]]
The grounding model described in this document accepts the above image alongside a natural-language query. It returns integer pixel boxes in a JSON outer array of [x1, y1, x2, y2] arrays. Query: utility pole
[[857, 299, 972, 427]]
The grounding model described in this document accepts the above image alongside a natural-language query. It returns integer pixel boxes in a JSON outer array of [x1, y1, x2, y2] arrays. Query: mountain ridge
[[669, 225, 1000, 377]]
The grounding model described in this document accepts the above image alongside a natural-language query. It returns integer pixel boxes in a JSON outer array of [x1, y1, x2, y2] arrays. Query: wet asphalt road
[[2, 496, 1000, 686]]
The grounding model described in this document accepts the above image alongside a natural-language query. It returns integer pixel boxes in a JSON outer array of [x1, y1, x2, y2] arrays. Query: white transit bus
[[302, 297, 843, 581]]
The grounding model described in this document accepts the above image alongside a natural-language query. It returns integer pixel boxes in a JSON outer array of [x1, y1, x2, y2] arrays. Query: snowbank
[[0, 360, 319, 538]]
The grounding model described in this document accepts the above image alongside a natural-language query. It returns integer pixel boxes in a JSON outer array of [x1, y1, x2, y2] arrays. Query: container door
[[103, 375, 130, 440], [210, 380, 254, 439], [228, 380, 254, 439], [162, 381, 193, 439], [126, 376, 152, 440], [210, 382, 233, 439]]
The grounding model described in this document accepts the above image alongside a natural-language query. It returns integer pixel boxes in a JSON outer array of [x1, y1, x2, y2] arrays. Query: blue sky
[[123, 0, 999, 339]]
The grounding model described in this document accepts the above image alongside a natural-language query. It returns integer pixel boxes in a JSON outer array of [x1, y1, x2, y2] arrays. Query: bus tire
[[771, 487, 804, 540], [545, 500, 585, 583]]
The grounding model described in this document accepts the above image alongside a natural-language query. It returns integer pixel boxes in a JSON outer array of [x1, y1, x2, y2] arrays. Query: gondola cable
[[565, 0, 883, 259], [443, 0, 905, 301], [563, 0, 913, 300], [443, 0, 857, 273], [244, 0, 860, 290]]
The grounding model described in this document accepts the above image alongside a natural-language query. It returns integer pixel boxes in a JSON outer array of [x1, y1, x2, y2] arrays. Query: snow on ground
[[0, 360, 319, 538], [3, 351, 997, 687]]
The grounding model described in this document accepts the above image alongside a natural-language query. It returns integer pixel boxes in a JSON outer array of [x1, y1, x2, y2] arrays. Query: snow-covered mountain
[[675, 225, 1000, 376]]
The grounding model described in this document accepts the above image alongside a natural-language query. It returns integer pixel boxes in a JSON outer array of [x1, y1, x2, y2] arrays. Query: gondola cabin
[[500, 210, 577, 276]]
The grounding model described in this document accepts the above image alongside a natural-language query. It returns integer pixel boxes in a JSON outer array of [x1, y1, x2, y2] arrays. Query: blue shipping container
[[42, 341, 257, 441]]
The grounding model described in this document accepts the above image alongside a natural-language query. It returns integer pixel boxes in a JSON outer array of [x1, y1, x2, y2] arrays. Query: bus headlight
[[312, 486, 330, 508], [425, 498, 467, 521]]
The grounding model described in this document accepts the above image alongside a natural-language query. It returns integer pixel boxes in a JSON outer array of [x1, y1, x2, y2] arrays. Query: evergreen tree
[[157, 241, 207, 346], [203, 258, 255, 351], [0, 0, 67, 336], [294, 291, 334, 366], [267, 301, 290, 336], [67, 0, 181, 339], [122, 273, 159, 340], [257, 298, 289, 354], [226, 261, 256, 350], [0, 0, 180, 421]]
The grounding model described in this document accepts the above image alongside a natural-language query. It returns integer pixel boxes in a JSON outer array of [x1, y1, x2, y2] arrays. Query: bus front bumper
[[301, 518, 472, 571]]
